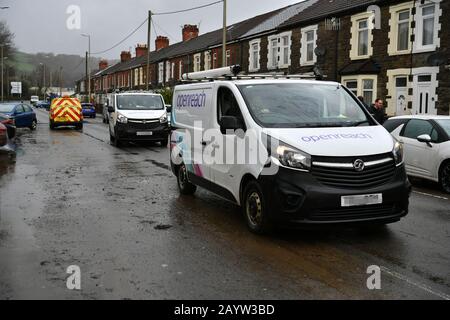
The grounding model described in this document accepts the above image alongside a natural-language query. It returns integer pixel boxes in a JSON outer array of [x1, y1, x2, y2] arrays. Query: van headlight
[[160, 114, 168, 124], [117, 114, 128, 124], [270, 140, 311, 171], [393, 139, 404, 166]]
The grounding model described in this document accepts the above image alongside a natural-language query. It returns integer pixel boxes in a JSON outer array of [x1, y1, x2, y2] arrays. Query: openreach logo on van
[[301, 133, 373, 143], [176, 92, 207, 108]]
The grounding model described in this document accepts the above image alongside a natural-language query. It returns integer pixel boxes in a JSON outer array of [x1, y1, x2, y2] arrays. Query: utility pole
[[82, 34, 91, 102], [222, 0, 227, 67], [146, 10, 152, 91], [1, 45, 3, 102], [85, 51, 88, 101], [59, 66, 63, 97]]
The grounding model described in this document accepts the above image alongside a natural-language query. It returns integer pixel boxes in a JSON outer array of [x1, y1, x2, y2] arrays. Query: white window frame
[[204, 51, 211, 71], [248, 39, 261, 72], [414, 1, 441, 53], [179, 61, 183, 80], [388, 2, 414, 56], [139, 67, 144, 86], [226, 50, 231, 67], [300, 25, 318, 66], [350, 12, 374, 60], [158, 62, 164, 84], [341, 75, 378, 105], [193, 53, 201, 72], [267, 31, 292, 70], [213, 52, 217, 69], [171, 62, 175, 79], [166, 61, 171, 81]]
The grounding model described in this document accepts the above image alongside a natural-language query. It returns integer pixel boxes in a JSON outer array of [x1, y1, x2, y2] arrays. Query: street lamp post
[[39, 62, 46, 99], [222, 0, 227, 67], [82, 34, 91, 102], [1, 45, 3, 102]]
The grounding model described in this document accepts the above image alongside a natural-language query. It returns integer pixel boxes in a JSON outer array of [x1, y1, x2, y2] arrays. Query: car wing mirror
[[166, 105, 172, 113], [107, 106, 115, 113], [417, 134, 433, 147]]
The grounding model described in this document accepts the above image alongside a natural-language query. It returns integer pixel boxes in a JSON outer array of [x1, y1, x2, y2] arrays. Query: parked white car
[[384, 115, 450, 193]]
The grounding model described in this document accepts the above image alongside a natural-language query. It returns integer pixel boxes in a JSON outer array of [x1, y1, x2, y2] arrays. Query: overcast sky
[[1, 0, 302, 60]]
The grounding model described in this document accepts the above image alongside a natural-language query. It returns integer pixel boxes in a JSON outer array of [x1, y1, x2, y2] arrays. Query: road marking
[[381, 266, 450, 300], [413, 191, 448, 201]]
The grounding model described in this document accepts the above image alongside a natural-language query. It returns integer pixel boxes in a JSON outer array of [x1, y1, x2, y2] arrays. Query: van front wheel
[[243, 181, 272, 234], [177, 164, 196, 195]]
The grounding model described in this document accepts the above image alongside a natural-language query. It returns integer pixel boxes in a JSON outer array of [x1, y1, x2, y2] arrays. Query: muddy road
[[0, 109, 449, 300]]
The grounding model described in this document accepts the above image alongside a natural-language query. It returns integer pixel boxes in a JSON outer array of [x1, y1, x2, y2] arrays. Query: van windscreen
[[117, 95, 164, 111], [237, 83, 371, 128]]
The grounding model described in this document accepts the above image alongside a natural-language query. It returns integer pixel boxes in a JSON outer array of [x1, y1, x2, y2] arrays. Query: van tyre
[[440, 162, 450, 194], [49, 122, 55, 130], [243, 181, 272, 234], [76, 124, 83, 131], [110, 129, 121, 147], [177, 164, 197, 195]]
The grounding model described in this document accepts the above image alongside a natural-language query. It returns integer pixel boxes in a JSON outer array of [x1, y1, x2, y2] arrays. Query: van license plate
[[137, 132, 153, 136], [341, 194, 382, 207]]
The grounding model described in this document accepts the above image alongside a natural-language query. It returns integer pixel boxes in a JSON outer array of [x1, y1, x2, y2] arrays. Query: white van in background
[[107, 92, 169, 147], [30, 96, 39, 106], [170, 67, 412, 233]]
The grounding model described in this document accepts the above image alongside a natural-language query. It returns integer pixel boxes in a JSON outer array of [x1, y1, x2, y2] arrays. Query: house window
[[350, 12, 374, 60], [249, 39, 261, 72], [421, 5, 435, 46], [414, 2, 441, 52], [204, 51, 211, 70], [179, 61, 183, 80], [226, 50, 231, 67], [171, 63, 175, 80], [193, 53, 201, 72], [213, 52, 217, 69], [267, 31, 292, 70], [397, 11, 410, 51], [342, 75, 378, 105], [300, 25, 318, 66], [166, 61, 171, 81], [358, 19, 369, 56], [269, 37, 278, 69], [158, 62, 164, 84]]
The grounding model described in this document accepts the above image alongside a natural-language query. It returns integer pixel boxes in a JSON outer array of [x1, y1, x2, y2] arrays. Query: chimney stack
[[99, 60, 108, 70], [135, 44, 148, 58], [155, 36, 170, 51], [120, 51, 132, 62], [182, 24, 199, 42]]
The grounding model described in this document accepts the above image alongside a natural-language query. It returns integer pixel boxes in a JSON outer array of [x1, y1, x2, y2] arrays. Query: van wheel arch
[[239, 174, 258, 206]]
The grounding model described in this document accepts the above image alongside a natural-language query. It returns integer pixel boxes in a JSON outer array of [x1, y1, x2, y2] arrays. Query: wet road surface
[[0, 109, 449, 300]]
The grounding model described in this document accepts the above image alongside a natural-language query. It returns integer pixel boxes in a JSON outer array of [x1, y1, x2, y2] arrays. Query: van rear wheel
[[177, 164, 196, 195], [243, 181, 272, 234]]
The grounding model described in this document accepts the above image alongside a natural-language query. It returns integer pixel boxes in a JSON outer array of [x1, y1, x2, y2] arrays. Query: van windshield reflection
[[237, 83, 371, 128]]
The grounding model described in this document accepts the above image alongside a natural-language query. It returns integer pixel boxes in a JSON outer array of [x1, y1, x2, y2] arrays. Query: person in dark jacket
[[370, 98, 386, 124]]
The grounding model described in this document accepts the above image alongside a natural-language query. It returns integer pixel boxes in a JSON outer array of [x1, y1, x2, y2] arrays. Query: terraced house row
[[76, 0, 450, 116]]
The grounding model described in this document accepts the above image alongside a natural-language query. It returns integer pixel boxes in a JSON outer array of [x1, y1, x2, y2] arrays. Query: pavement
[[0, 108, 449, 300]]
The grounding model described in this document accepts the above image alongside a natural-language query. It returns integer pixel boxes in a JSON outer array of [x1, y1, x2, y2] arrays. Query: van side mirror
[[166, 105, 172, 113], [108, 106, 115, 113], [417, 134, 432, 146], [220, 116, 245, 134]]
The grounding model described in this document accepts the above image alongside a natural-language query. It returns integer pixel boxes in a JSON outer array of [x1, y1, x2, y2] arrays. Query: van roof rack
[[181, 66, 325, 83]]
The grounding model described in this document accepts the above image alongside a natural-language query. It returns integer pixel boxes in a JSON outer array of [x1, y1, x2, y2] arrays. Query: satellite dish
[[427, 52, 447, 66], [314, 46, 326, 57]]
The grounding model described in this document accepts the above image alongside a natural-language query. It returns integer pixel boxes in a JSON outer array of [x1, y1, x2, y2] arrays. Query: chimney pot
[[182, 24, 199, 42]]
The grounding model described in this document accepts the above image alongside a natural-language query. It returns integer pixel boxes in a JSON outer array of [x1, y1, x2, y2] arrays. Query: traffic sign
[[11, 82, 22, 94]]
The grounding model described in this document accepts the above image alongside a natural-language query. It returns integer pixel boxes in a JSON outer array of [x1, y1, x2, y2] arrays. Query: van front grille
[[310, 205, 398, 221], [311, 153, 396, 189]]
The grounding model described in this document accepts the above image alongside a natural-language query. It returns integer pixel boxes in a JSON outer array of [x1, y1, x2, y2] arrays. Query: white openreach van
[[107, 92, 169, 147], [170, 66, 411, 233]]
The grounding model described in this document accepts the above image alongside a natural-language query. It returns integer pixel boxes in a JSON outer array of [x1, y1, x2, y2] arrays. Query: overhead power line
[[153, 0, 222, 16], [90, 0, 223, 55], [91, 18, 148, 55]]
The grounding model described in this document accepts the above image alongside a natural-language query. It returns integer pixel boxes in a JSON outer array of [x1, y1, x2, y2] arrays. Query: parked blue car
[[82, 103, 96, 118], [0, 103, 37, 130], [35, 101, 51, 110]]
